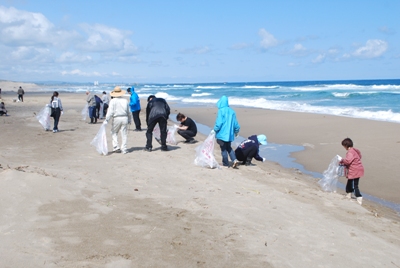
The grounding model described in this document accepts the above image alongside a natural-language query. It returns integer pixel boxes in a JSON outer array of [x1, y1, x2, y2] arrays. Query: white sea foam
[[243, 85, 278, 89], [191, 92, 213, 97]]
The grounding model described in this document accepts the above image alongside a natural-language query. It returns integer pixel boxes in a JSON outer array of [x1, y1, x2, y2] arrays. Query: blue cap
[[257, 135, 267, 145]]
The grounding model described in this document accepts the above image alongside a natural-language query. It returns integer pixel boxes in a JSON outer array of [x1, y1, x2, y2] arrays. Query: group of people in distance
[[85, 90, 110, 124]]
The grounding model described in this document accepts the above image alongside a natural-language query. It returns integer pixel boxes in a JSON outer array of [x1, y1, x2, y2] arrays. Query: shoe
[[161, 146, 169, 151], [155, 138, 162, 145], [188, 139, 196, 144], [53, 130, 56, 133], [357, 197, 363, 205], [144, 147, 152, 152], [113, 148, 121, 153], [345, 193, 352, 199], [122, 150, 128, 154], [231, 160, 239, 169]]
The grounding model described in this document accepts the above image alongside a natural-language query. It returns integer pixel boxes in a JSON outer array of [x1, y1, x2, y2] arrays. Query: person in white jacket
[[104, 86, 132, 154]]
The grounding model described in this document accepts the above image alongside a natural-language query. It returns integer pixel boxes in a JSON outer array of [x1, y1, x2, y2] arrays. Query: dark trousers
[[235, 146, 258, 164], [18, 94, 24, 102], [132, 110, 142, 130], [346, 178, 362, 197], [95, 103, 101, 118], [103, 103, 109, 117], [52, 108, 61, 130], [88, 106, 96, 122], [177, 129, 196, 141], [146, 118, 167, 149]]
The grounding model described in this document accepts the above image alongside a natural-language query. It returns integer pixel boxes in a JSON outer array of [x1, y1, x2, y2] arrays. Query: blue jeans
[[88, 106, 96, 119], [217, 139, 236, 166]]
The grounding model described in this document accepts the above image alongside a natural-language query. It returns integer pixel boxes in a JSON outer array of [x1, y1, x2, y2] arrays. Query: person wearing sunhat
[[104, 86, 132, 154], [234, 134, 267, 166]]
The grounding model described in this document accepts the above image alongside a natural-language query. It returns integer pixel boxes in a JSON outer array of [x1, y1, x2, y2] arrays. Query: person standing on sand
[[50, 91, 63, 133], [212, 95, 240, 168], [339, 137, 364, 205], [102, 91, 109, 117], [17, 86, 25, 102], [86, 91, 97, 124], [104, 86, 132, 154], [176, 112, 197, 143], [235, 134, 267, 166], [145, 94, 170, 152], [128, 87, 142, 131]]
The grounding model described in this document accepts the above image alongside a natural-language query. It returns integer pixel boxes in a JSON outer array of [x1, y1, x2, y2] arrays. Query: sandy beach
[[1, 89, 400, 267]]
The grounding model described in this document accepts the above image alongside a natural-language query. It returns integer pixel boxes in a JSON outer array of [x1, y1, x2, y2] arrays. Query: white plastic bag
[[90, 123, 108, 155], [81, 103, 89, 121], [36, 104, 51, 130], [194, 132, 219, 169], [153, 124, 178, 145], [318, 155, 341, 192]]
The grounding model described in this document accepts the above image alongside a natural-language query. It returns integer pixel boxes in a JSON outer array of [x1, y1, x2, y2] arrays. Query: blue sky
[[0, 0, 399, 83]]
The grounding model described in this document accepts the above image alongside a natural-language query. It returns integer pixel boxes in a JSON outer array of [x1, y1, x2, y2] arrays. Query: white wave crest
[[191, 93, 213, 97]]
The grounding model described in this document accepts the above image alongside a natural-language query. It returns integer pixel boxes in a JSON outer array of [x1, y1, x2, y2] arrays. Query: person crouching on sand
[[0, 101, 8, 116], [176, 112, 197, 143], [339, 137, 364, 205], [235, 134, 267, 166]]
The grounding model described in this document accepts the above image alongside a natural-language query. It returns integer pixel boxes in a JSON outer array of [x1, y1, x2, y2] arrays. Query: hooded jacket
[[340, 147, 364, 179], [213, 96, 240, 142], [146, 97, 170, 124], [235, 135, 263, 161], [129, 88, 141, 112]]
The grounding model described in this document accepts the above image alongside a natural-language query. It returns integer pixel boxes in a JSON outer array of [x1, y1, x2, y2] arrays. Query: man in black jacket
[[145, 95, 170, 152]]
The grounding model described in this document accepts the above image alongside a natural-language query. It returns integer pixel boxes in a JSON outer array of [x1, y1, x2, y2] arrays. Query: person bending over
[[145, 95, 170, 152], [235, 135, 267, 166], [176, 112, 197, 143]]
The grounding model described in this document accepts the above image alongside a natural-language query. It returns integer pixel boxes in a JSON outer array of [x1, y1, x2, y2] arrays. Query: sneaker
[[357, 197, 363, 205], [53, 130, 56, 133], [144, 147, 152, 152], [231, 160, 239, 169], [113, 148, 121, 153], [161, 146, 169, 151], [122, 150, 128, 154], [188, 139, 196, 144], [155, 137, 162, 145]]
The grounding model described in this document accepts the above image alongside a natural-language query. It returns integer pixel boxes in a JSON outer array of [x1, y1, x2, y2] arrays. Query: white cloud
[[258, 29, 278, 49], [61, 69, 101, 77], [180, 46, 211, 54], [230, 42, 252, 50], [312, 54, 326, 64], [57, 52, 93, 63], [352, 39, 388, 58]]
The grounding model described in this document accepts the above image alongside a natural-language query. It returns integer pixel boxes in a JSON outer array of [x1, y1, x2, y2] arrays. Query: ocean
[[39, 79, 400, 123]]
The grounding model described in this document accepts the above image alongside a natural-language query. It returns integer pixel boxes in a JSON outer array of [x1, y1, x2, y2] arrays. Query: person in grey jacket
[[17, 86, 25, 102], [86, 91, 97, 124]]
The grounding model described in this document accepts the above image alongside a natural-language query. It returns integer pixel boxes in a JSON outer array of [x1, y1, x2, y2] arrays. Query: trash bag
[[36, 104, 51, 130], [318, 155, 342, 192], [153, 124, 178, 145], [90, 123, 108, 155], [194, 132, 219, 169], [81, 103, 89, 121]]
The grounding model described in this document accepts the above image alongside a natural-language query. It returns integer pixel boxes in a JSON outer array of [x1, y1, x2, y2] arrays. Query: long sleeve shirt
[[105, 97, 132, 122]]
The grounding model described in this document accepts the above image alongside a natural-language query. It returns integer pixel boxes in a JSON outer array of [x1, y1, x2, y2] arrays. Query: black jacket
[[146, 97, 170, 124]]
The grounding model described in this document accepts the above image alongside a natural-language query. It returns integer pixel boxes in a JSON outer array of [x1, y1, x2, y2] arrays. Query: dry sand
[[0, 92, 400, 267]]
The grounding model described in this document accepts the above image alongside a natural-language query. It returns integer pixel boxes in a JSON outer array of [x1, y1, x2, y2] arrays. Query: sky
[[0, 0, 399, 83]]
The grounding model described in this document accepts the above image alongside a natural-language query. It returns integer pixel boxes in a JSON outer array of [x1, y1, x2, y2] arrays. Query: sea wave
[[191, 92, 213, 97]]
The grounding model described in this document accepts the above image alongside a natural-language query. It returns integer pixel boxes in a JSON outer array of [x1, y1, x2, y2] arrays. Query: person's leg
[[103, 103, 108, 117], [132, 111, 141, 130], [217, 139, 229, 166], [146, 120, 157, 149], [111, 118, 123, 151], [120, 117, 128, 153], [226, 142, 236, 162], [177, 130, 195, 141], [353, 178, 362, 197], [53, 109, 61, 131], [88, 106, 95, 123], [235, 148, 245, 164], [158, 118, 168, 150], [345, 179, 354, 194]]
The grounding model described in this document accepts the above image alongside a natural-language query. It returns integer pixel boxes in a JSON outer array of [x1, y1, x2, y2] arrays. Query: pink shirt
[[340, 147, 364, 179]]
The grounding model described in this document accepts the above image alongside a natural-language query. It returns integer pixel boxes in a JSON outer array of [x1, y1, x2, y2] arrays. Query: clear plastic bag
[[153, 124, 178, 145], [36, 104, 51, 130], [194, 132, 219, 169], [90, 124, 108, 155], [318, 155, 341, 192], [81, 103, 89, 121]]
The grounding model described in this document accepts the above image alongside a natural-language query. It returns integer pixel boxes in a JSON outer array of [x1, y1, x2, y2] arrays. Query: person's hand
[[61, 111, 64, 115], [234, 132, 239, 138], [210, 130, 215, 135], [262, 157, 266, 162], [103, 120, 108, 125]]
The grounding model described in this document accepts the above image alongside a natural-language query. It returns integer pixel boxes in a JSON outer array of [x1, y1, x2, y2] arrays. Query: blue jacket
[[213, 96, 240, 142], [129, 88, 141, 112]]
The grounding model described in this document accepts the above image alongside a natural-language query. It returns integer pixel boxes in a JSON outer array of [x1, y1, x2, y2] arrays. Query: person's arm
[[58, 99, 63, 111], [105, 100, 114, 121], [340, 151, 354, 166]]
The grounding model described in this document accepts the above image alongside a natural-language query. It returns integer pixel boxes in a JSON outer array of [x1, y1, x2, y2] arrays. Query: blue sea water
[[39, 79, 400, 123]]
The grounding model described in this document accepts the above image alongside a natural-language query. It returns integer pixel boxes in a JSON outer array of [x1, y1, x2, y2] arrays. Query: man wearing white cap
[[104, 86, 132, 154], [234, 134, 267, 166]]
